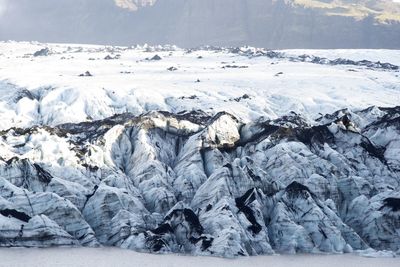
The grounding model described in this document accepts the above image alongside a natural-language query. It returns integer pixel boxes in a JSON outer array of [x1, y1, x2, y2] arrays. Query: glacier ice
[[0, 106, 399, 257]]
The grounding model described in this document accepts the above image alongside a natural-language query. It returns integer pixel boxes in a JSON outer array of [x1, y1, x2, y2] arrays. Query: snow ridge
[[0, 107, 399, 257]]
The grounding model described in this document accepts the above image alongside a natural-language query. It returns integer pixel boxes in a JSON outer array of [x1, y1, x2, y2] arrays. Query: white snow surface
[[0, 41, 400, 259], [0, 248, 399, 267], [283, 49, 400, 66], [0, 41, 399, 130]]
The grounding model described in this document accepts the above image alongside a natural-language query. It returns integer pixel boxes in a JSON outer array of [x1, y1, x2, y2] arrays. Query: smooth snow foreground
[[0, 248, 398, 267]]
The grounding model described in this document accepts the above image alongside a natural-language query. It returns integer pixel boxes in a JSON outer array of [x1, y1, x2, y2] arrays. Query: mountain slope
[[0, 0, 399, 48]]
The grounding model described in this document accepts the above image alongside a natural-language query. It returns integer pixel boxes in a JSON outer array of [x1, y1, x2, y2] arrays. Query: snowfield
[[0, 41, 399, 259], [0, 248, 399, 267], [0, 41, 399, 129]]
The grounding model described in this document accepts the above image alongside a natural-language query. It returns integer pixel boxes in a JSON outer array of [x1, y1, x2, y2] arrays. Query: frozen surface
[[0, 107, 399, 256], [0, 42, 399, 258], [283, 49, 400, 66], [0, 42, 399, 130], [0, 248, 398, 267]]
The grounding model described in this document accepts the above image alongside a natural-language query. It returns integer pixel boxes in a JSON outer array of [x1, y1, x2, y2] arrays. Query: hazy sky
[[1, 0, 400, 17], [0, 0, 8, 17], [1, 0, 399, 49]]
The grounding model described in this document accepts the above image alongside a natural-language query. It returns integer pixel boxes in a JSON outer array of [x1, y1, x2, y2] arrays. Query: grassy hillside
[[293, 0, 400, 23]]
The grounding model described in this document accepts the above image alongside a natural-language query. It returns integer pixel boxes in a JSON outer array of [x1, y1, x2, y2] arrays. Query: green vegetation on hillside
[[293, 0, 400, 23]]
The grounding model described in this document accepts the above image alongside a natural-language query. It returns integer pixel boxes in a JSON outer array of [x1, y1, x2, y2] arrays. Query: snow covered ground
[[0, 42, 399, 260], [0, 41, 399, 130], [0, 248, 399, 267], [282, 49, 400, 66]]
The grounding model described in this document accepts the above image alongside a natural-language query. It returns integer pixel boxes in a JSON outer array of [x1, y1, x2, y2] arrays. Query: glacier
[[0, 42, 399, 257]]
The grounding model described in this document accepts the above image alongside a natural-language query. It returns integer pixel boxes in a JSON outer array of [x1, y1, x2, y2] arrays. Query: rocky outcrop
[[0, 106, 399, 257]]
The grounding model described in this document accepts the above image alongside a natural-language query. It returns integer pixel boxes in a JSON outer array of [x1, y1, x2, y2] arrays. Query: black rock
[[33, 48, 51, 57], [79, 71, 93, 77], [150, 55, 162, 61]]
